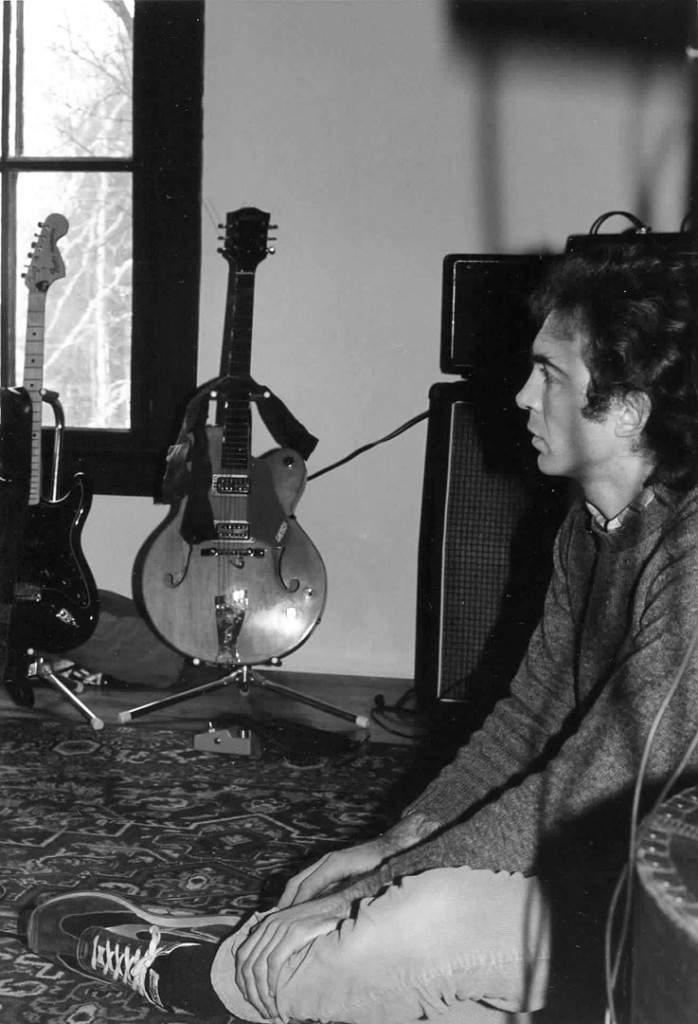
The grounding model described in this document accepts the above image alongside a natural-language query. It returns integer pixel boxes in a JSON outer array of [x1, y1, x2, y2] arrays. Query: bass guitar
[[8, 214, 100, 671], [137, 207, 327, 666]]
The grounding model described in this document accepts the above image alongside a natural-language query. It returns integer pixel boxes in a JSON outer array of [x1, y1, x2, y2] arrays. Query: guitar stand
[[118, 662, 370, 729]]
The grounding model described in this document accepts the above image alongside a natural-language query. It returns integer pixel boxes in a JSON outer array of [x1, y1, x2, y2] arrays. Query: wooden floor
[[0, 661, 421, 746]]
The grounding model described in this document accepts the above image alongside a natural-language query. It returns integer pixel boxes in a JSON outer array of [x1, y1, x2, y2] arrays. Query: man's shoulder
[[655, 482, 698, 532], [636, 483, 698, 565]]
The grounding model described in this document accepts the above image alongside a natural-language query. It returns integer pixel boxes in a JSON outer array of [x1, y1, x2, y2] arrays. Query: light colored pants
[[211, 866, 551, 1024]]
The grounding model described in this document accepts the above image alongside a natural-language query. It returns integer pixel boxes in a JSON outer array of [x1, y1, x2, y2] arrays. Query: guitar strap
[[162, 375, 319, 543]]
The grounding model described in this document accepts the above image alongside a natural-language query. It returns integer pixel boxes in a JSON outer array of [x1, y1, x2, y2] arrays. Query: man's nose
[[516, 370, 536, 411]]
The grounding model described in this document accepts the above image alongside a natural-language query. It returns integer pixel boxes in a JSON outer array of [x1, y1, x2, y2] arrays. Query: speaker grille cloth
[[438, 401, 531, 700]]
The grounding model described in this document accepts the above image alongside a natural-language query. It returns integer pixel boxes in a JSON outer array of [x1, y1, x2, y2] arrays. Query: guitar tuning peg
[[270, 224, 279, 230], [267, 246, 276, 255]]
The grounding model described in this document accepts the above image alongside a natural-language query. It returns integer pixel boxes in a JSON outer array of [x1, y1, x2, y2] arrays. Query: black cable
[[307, 410, 430, 482], [369, 687, 436, 740], [680, 210, 694, 232], [588, 211, 650, 235]]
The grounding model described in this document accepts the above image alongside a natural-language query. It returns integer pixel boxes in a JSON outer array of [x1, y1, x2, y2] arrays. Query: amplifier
[[414, 379, 567, 713], [566, 230, 698, 260], [632, 786, 698, 1023], [440, 253, 557, 375]]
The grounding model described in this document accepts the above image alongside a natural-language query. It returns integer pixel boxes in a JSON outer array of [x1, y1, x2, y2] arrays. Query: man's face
[[515, 313, 624, 487]]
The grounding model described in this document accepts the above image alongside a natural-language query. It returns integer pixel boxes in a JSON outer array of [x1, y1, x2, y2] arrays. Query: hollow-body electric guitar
[[8, 214, 99, 663], [137, 207, 327, 666]]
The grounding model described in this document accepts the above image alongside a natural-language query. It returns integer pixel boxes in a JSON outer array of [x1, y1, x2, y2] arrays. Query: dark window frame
[[0, 0, 204, 497]]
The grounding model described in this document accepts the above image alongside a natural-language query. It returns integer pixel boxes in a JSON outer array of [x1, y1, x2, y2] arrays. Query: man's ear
[[616, 390, 652, 438]]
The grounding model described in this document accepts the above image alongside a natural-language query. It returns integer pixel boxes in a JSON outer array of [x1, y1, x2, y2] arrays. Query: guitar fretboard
[[23, 291, 47, 506], [220, 271, 255, 472]]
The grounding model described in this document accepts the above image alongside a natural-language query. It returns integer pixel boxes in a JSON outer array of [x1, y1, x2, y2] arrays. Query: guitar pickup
[[212, 474, 250, 495], [200, 547, 265, 558], [216, 521, 250, 540]]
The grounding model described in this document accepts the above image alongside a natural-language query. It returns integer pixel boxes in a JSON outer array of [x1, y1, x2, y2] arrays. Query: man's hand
[[277, 839, 386, 909], [235, 816, 439, 1018], [277, 814, 438, 910], [234, 892, 350, 1020]]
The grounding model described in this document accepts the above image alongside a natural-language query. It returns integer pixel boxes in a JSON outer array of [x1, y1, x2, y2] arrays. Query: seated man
[[26, 251, 698, 1022]]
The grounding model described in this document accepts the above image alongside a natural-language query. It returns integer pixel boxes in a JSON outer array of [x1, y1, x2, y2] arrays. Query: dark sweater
[[382, 483, 698, 884]]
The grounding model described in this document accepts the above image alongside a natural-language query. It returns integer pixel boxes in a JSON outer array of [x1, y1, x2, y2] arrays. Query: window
[[0, 0, 204, 495]]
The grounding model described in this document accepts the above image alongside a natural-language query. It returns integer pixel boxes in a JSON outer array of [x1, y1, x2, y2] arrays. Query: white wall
[[82, 0, 690, 679]]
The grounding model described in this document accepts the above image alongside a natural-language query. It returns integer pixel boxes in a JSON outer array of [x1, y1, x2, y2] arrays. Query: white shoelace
[[89, 924, 164, 1005]]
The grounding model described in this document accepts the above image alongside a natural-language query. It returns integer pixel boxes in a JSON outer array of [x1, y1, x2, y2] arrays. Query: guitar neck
[[220, 268, 256, 378], [23, 291, 47, 506], [218, 268, 256, 467]]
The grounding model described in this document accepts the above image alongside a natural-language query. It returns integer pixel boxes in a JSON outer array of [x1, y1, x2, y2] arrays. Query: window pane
[[18, 0, 134, 159], [15, 171, 132, 429]]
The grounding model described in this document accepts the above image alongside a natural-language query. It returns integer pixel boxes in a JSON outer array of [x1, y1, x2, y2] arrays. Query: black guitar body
[[1, 386, 32, 706], [10, 473, 99, 658]]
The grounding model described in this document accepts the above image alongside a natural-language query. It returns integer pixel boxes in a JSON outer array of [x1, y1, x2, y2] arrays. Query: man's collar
[[586, 485, 656, 533]]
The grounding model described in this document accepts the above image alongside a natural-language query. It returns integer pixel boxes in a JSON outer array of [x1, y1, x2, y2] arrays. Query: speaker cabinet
[[632, 787, 698, 1023], [441, 253, 556, 375], [415, 379, 567, 714]]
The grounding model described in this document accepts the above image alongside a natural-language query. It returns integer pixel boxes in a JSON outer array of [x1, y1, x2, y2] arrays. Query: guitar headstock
[[219, 207, 275, 272], [23, 214, 69, 294]]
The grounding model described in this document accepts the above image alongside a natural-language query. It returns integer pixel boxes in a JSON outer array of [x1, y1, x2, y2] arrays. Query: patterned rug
[[0, 717, 422, 1024]]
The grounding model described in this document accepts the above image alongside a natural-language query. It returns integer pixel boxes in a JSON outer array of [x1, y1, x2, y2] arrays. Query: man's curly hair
[[530, 250, 698, 492]]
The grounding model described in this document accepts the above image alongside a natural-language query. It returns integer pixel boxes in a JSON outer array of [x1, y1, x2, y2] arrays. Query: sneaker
[[77, 923, 191, 1011], [26, 889, 241, 975]]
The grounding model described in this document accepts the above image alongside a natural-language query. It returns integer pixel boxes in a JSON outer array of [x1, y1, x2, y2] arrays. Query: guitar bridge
[[201, 547, 265, 559]]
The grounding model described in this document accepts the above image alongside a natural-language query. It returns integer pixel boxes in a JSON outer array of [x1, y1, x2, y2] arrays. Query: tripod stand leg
[[118, 671, 239, 723], [244, 670, 370, 729], [36, 659, 104, 731]]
